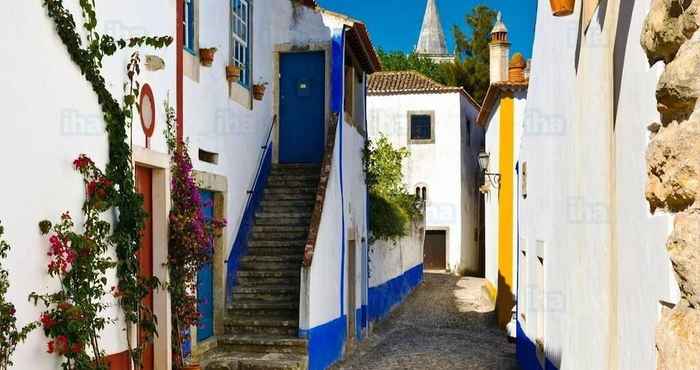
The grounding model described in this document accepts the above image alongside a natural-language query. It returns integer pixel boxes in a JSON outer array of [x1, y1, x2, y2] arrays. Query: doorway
[[424, 230, 447, 270], [135, 165, 155, 370], [279, 51, 326, 164], [196, 190, 215, 342]]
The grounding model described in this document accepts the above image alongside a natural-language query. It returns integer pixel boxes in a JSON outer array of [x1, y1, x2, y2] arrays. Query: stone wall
[[641, 1, 700, 368]]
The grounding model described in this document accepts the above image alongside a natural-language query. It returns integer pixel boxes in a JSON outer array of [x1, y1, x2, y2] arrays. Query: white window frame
[[231, 0, 252, 89]]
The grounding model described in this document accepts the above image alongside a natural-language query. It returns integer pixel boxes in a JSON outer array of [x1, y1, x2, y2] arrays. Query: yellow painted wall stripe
[[497, 95, 515, 328]]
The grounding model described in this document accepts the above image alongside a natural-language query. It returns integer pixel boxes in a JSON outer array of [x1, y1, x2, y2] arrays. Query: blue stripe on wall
[[516, 321, 559, 370], [368, 264, 424, 322], [300, 315, 347, 370]]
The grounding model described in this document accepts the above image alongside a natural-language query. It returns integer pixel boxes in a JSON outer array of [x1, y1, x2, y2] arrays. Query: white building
[[0, 1, 383, 369], [367, 71, 483, 275], [476, 14, 529, 329], [514, 1, 679, 369]]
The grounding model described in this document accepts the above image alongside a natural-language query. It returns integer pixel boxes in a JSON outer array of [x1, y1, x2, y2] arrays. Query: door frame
[[424, 227, 450, 271], [132, 147, 171, 370], [190, 171, 229, 359], [272, 42, 332, 164]]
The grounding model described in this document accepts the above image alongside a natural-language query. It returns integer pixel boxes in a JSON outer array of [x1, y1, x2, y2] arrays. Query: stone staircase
[[203, 164, 320, 370]]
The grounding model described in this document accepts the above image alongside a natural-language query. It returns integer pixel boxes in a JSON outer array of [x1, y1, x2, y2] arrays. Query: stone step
[[240, 261, 301, 271], [260, 199, 316, 209], [238, 270, 300, 279], [240, 255, 304, 263], [225, 317, 300, 336], [245, 247, 304, 257], [257, 206, 314, 216], [264, 187, 318, 195], [250, 232, 307, 242], [229, 299, 298, 310], [233, 285, 299, 294], [202, 349, 307, 370], [255, 210, 312, 219], [232, 292, 297, 303], [248, 240, 306, 249], [262, 192, 316, 201], [254, 217, 310, 227], [227, 324, 298, 337], [227, 306, 299, 319], [251, 225, 309, 233], [237, 276, 300, 287], [271, 164, 320, 173], [218, 335, 308, 355], [266, 178, 319, 188]]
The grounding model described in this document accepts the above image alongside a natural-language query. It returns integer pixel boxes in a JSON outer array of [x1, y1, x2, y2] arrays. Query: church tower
[[416, 0, 454, 63], [489, 12, 511, 83]]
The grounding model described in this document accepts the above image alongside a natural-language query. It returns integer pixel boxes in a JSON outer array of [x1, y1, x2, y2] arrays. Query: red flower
[[47, 341, 55, 354], [70, 342, 83, 353], [55, 335, 69, 355], [72, 155, 94, 170], [40, 313, 56, 329]]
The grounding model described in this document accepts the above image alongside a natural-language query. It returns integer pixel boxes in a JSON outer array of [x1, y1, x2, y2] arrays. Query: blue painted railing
[[225, 116, 277, 305]]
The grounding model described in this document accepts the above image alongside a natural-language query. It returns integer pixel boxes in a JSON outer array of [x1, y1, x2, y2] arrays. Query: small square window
[[408, 112, 434, 143]]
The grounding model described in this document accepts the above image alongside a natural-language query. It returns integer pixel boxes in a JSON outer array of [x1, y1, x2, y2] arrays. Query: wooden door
[[424, 230, 447, 270], [279, 51, 326, 164], [135, 166, 155, 370], [196, 190, 215, 342]]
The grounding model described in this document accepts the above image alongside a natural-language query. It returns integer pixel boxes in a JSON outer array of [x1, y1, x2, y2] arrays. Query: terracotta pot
[[252, 84, 266, 101], [226, 65, 242, 82], [549, 0, 574, 16], [183, 364, 201, 370], [199, 48, 217, 67]]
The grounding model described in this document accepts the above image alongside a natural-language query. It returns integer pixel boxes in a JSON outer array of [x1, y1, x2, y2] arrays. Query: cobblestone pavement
[[331, 272, 519, 370]]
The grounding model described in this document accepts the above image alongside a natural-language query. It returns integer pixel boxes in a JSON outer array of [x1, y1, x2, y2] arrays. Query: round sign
[[139, 84, 156, 139]]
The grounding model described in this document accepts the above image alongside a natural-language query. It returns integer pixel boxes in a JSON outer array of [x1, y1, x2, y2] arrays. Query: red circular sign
[[139, 84, 156, 139]]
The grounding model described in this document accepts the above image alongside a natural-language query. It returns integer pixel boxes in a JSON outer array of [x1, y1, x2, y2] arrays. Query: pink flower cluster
[[47, 234, 76, 275]]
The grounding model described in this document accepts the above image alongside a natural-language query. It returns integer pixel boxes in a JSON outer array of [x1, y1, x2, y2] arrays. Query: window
[[415, 185, 428, 202], [231, 0, 251, 88], [184, 0, 196, 54], [408, 112, 435, 143]]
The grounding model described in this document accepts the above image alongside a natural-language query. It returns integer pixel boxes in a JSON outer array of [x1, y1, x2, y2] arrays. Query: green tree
[[376, 5, 497, 103], [452, 5, 497, 102]]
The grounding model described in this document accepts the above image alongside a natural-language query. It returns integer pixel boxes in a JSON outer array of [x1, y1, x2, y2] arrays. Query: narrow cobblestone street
[[332, 273, 519, 370]]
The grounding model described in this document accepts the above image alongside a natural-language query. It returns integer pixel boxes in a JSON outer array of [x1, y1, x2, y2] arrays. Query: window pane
[[411, 115, 432, 140]]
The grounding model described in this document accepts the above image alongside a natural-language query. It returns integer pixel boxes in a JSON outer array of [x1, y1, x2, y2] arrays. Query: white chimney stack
[[489, 12, 510, 83]]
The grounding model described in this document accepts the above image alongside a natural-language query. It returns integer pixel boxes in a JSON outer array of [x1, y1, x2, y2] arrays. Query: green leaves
[[364, 136, 420, 243]]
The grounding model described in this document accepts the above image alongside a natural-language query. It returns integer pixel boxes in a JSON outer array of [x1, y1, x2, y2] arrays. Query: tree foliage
[[364, 135, 420, 243], [377, 5, 497, 103]]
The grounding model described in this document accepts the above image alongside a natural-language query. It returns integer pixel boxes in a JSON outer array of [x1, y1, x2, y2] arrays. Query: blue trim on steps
[[368, 264, 424, 322], [299, 315, 347, 370]]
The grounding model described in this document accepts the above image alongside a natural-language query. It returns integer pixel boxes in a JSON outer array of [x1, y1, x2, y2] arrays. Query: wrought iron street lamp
[[478, 150, 501, 188]]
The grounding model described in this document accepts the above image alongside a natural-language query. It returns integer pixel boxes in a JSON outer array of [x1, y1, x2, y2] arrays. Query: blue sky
[[316, 0, 538, 59]]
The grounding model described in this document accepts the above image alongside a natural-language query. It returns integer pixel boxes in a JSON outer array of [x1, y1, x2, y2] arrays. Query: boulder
[[641, 0, 700, 65], [667, 212, 700, 307], [656, 31, 700, 123], [656, 301, 700, 370]]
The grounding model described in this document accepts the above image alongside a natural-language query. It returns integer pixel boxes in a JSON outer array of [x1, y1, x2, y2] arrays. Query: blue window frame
[[231, 0, 251, 88], [184, 0, 196, 54]]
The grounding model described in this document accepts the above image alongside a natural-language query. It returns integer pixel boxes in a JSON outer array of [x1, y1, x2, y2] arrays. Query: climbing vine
[[31, 156, 117, 370], [0, 223, 39, 370], [41, 0, 172, 367]]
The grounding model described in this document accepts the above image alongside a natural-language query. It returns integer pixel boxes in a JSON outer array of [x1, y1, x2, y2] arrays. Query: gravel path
[[331, 272, 519, 370]]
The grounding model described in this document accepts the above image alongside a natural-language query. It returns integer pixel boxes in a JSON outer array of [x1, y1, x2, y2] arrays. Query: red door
[[135, 166, 155, 370]]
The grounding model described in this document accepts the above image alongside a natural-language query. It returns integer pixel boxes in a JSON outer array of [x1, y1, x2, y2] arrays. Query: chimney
[[509, 53, 527, 82], [489, 12, 510, 83]]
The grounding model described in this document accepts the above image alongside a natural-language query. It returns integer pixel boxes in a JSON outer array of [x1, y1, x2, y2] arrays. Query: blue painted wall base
[[516, 321, 559, 370], [368, 264, 424, 323], [300, 315, 347, 370]]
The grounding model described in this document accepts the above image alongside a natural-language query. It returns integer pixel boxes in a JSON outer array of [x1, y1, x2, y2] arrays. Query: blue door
[[197, 190, 215, 342], [279, 51, 326, 164]]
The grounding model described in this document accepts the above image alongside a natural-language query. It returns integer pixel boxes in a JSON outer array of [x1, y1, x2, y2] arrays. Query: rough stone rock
[[667, 212, 700, 307], [641, 0, 699, 65], [646, 120, 700, 212], [656, 31, 700, 123], [656, 301, 700, 370]]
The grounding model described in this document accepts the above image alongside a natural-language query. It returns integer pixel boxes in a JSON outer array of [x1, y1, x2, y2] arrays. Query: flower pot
[[252, 84, 266, 101], [549, 0, 574, 16], [226, 65, 242, 82], [199, 48, 217, 67]]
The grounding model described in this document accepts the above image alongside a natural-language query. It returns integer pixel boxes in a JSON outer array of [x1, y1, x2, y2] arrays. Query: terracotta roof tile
[[368, 71, 480, 109]]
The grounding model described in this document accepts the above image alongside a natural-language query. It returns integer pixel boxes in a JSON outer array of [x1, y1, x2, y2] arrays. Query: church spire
[[416, 0, 448, 56]]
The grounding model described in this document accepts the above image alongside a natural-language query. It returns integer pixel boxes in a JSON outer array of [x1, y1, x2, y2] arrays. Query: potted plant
[[199, 47, 217, 67], [549, 0, 574, 16], [252, 81, 268, 101], [164, 102, 226, 370], [226, 64, 243, 82]]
